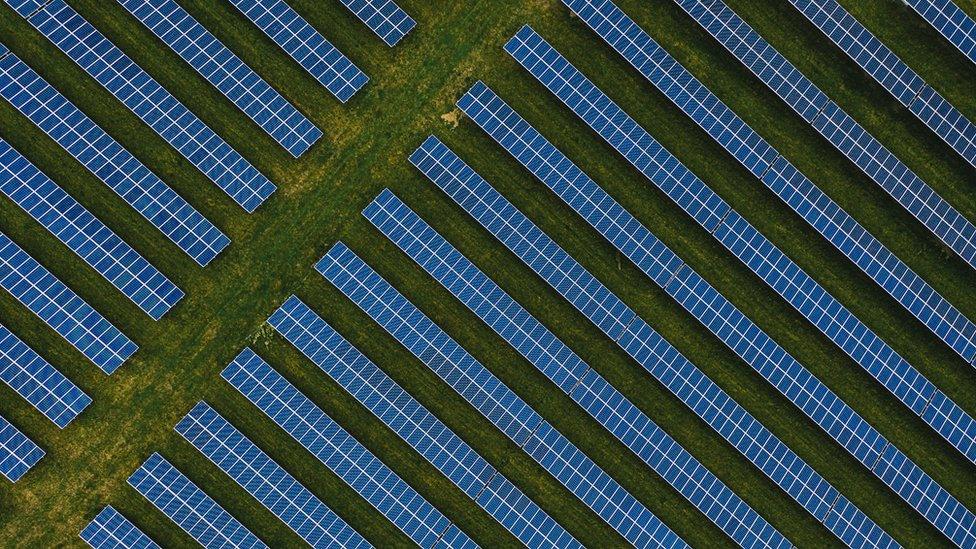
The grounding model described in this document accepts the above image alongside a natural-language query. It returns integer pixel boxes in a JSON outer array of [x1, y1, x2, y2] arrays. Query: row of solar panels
[[0, 0, 414, 485]]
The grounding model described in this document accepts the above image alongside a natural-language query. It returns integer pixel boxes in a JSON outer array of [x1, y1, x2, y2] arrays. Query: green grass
[[0, 0, 974, 546]]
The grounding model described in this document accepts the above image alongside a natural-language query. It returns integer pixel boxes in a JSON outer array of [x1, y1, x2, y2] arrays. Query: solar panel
[[176, 402, 371, 549], [364, 190, 782, 549], [116, 0, 323, 158], [0, 413, 43, 482], [504, 24, 976, 367], [0, 139, 184, 320], [338, 0, 416, 46], [268, 296, 580, 549], [80, 506, 160, 549], [7, 0, 277, 213], [904, 0, 976, 66], [409, 136, 903, 548], [127, 453, 267, 549], [674, 0, 976, 272], [222, 349, 477, 549], [456, 83, 976, 546], [224, 0, 369, 102], [0, 232, 137, 374], [0, 323, 91, 428], [786, 0, 976, 167], [0, 49, 230, 267]]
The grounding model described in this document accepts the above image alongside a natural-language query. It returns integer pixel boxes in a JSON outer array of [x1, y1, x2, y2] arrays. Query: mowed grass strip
[[0, 0, 973, 547]]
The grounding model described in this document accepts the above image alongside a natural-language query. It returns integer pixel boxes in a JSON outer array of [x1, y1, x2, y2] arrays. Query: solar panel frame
[[116, 0, 323, 158], [268, 296, 581, 549], [0, 413, 43, 482], [80, 506, 160, 549], [224, 0, 369, 102], [0, 48, 230, 267], [0, 138, 184, 320], [222, 348, 477, 549], [127, 452, 268, 549], [903, 0, 976, 65], [176, 401, 372, 549], [0, 323, 91, 428], [0, 232, 137, 374], [338, 0, 416, 47], [9, 0, 276, 213]]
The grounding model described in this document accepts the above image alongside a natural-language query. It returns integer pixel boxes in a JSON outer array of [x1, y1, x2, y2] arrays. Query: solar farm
[[2, 0, 976, 546]]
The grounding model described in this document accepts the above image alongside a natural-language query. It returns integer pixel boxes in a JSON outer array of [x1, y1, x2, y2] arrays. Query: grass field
[[1, 0, 975, 546]]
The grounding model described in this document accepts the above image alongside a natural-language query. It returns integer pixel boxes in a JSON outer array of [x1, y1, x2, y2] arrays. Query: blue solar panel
[[0, 413, 43, 482], [7, 0, 277, 213], [504, 24, 976, 367], [365, 189, 789, 549], [0, 323, 91, 428], [268, 296, 580, 549], [338, 0, 416, 46], [117, 0, 323, 158], [787, 0, 976, 167], [128, 453, 267, 549], [176, 402, 371, 549], [904, 0, 976, 65], [0, 139, 184, 320], [0, 232, 137, 374], [409, 135, 908, 548], [222, 348, 477, 549], [675, 0, 976, 272], [224, 0, 369, 102], [80, 506, 159, 549], [0, 49, 230, 267]]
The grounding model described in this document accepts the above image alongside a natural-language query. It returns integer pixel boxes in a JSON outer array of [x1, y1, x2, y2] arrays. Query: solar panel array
[[225, 0, 369, 102], [904, 0, 976, 65], [0, 49, 230, 267], [0, 324, 91, 428], [0, 139, 184, 320], [80, 506, 159, 549], [268, 296, 580, 549], [8, 0, 277, 213], [116, 0, 323, 158], [409, 136, 901, 548], [364, 189, 783, 549], [0, 233, 137, 375], [176, 401, 371, 549], [673, 0, 976, 272], [504, 24, 976, 368], [320, 242, 737, 549], [455, 84, 976, 546], [0, 413, 43, 482], [786, 0, 976, 168], [222, 348, 476, 549], [338, 0, 415, 47], [128, 452, 267, 549]]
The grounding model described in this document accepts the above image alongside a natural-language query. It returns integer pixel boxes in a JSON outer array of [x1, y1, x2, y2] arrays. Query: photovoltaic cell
[[674, 0, 976, 271], [0, 323, 91, 428], [80, 506, 159, 549], [0, 48, 230, 267], [786, 0, 976, 167], [6, 0, 277, 213], [128, 453, 267, 549], [268, 296, 580, 549], [904, 0, 976, 66], [0, 139, 184, 320], [223, 349, 477, 549], [116, 0, 323, 157], [338, 0, 416, 46], [224, 0, 369, 102], [365, 189, 784, 549], [0, 413, 43, 482], [456, 83, 976, 547], [410, 136, 901, 548], [176, 402, 372, 549], [0, 232, 137, 375], [504, 24, 976, 367]]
